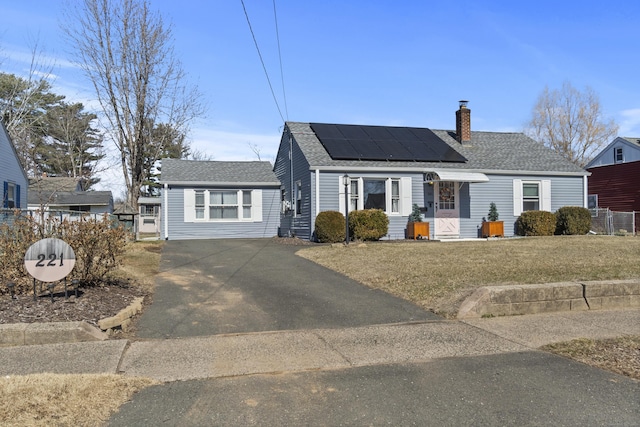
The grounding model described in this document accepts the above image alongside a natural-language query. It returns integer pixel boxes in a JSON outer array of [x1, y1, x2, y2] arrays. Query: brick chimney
[[455, 100, 471, 143]]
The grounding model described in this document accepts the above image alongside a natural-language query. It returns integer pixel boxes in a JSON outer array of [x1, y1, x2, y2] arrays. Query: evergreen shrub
[[314, 211, 346, 243], [555, 206, 592, 235], [349, 209, 389, 241], [516, 210, 556, 236]]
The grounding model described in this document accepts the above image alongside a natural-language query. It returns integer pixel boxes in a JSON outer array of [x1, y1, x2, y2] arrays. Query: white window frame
[[339, 176, 412, 216], [615, 147, 624, 163], [513, 179, 551, 216], [184, 189, 262, 222]]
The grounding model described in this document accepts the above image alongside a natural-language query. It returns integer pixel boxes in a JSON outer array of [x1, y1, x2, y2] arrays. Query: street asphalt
[[0, 238, 638, 425]]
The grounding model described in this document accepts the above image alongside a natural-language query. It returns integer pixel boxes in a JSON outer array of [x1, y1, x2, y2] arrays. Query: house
[[0, 122, 28, 210], [586, 137, 640, 232], [273, 101, 588, 240], [28, 176, 114, 214], [138, 196, 161, 234], [160, 158, 281, 240]]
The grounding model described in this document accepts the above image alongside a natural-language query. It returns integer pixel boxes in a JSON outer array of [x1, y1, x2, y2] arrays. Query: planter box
[[407, 222, 430, 240], [482, 221, 504, 238]]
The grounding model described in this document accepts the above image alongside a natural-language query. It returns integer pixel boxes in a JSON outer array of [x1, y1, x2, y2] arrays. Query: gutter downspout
[[163, 183, 169, 240], [289, 130, 294, 220]]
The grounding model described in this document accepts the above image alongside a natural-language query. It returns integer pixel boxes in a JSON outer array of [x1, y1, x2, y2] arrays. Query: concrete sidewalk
[[1, 309, 637, 382]]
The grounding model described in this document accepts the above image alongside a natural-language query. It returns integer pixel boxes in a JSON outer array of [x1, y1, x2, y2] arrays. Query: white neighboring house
[[28, 177, 113, 215], [138, 196, 161, 234]]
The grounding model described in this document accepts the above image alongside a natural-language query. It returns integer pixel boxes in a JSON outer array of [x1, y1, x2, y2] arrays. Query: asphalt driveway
[[135, 239, 438, 339]]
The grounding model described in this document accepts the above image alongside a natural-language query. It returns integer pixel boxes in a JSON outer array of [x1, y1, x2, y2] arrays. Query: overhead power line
[[240, 0, 287, 123], [273, 0, 289, 121]]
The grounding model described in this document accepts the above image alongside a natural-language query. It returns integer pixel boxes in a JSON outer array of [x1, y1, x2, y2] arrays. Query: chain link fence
[[590, 208, 636, 236]]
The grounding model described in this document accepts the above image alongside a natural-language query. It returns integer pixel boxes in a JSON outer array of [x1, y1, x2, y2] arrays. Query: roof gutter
[[160, 181, 281, 187], [308, 165, 589, 177]]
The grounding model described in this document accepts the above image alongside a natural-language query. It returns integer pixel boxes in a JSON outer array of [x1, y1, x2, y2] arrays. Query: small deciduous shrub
[[516, 210, 556, 236], [555, 206, 592, 235], [314, 211, 345, 243], [0, 213, 129, 295], [349, 209, 389, 241]]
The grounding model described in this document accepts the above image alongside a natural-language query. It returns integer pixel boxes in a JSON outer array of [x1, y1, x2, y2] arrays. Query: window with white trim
[[341, 177, 411, 215], [349, 179, 359, 212], [188, 189, 256, 221], [513, 179, 551, 216], [615, 147, 624, 163], [522, 182, 540, 211]]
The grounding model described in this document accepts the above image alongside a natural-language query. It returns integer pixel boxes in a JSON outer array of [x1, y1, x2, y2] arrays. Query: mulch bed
[[0, 283, 148, 328]]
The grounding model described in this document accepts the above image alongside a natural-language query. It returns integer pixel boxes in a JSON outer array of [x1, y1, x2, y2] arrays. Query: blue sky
[[2, 1, 640, 195]]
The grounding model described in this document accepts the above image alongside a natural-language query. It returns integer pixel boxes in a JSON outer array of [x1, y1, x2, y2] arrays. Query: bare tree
[[526, 81, 618, 168], [248, 142, 262, 161], [63, 0, 204, 208]]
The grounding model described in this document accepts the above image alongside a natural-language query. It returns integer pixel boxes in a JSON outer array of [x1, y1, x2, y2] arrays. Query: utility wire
[[240, 0, 286, 123], [273, 0, 289, 121]]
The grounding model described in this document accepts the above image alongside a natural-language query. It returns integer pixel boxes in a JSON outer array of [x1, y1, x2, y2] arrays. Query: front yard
[[297, 235, 640, 317]]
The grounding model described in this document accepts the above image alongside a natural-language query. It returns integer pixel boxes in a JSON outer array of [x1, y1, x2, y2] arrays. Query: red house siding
[[588, 161, 640, 211], [588, 161, 640, 232]]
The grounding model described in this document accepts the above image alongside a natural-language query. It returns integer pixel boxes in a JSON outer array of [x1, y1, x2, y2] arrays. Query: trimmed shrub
[[315, 211, 346, 243], [555, 206, 592, 235], [349, 209, 389, 241], [516, 210, 556, 236], [0, 213, 128, 294]]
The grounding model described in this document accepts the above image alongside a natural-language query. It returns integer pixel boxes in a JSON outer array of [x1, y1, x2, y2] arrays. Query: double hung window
[[522, 183, 540, 211], [342, 177, 408, 215], [190, 189, 255, 221]]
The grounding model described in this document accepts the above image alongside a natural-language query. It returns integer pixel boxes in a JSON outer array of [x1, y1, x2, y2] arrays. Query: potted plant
[[481, 202, 504, 237], [407, 204, 429, 240]]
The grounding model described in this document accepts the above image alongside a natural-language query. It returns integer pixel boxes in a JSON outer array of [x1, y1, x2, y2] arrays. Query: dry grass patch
[[297, 235, 640, 317], [0, 373, 158, 427], [109, 240, 164, 293], [542, 336, 640, 380]]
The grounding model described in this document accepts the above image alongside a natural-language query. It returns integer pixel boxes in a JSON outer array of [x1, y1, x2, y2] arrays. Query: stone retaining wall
[[457, 279, 640, 319]]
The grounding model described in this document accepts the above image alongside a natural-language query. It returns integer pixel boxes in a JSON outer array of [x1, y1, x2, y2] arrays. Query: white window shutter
[[541, 180, 551, 211], [184, 189, 195, 222], [338, 176, 345, 215], [252, 189, 262, 222], [400, 177, 412, 216], [513, 180, 522, 216]]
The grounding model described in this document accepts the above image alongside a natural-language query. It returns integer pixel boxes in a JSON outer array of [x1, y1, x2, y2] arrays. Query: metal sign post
[[24, 238, 76, 301]]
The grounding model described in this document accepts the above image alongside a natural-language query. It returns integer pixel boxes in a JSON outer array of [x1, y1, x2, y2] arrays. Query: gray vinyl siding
[[464, 174, 585, 237], [273, 129, 313, 239], [0, 125, 28, 208], [317, 171, 425, 240], [162, 186, 280, 240]]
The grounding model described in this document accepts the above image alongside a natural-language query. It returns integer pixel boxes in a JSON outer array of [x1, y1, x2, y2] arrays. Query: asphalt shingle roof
[[160, 158, 280, 184], [286, 122, 586, 174], [28, 190, 112, 206]]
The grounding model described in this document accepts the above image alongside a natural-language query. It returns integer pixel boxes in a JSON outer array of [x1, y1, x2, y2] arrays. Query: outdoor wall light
[[6, 282, 16, 300]]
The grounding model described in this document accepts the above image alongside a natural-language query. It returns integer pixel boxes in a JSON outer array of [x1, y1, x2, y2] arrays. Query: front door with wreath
[[435, 181, 460, 237]]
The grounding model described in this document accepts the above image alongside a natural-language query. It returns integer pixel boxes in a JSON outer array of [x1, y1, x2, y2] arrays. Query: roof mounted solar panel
[[309, 123, 467, 163]]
